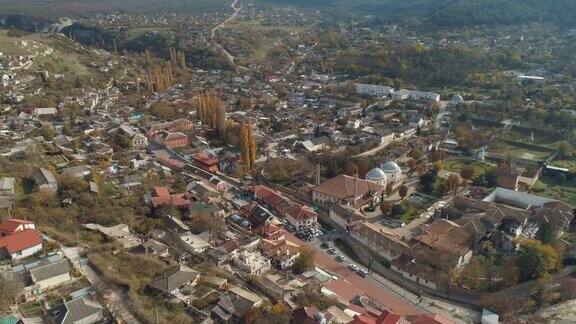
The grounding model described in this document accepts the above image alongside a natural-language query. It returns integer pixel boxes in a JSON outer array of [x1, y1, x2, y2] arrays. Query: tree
[[239, 121, 256, 171], [443, 174, 461, 196], [41, 124, 56, 141], [385, 183, 394, 196], [460, 257, 486, 290], [517, 239, 558, 281], [390, 204, 404, 218], [398, 185, 408, 199], [343, 162, 359, 176], [58, 176, 89, 200], [380, 201, 390, 215], [460, 165, 475, 180], [557, 141, 573, 160], [293, 246, 315, 274], [501, 258, 520, 287], [0, 273, 22, 312]]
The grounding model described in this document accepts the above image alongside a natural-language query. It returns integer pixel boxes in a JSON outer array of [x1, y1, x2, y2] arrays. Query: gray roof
[[148, 265, 199, 294], [53, 297, 103, 324], [29, 259, 70, 283], [0, 177, 14, 191], [216, 287, 263, 318], [35, 168, 56, 184]]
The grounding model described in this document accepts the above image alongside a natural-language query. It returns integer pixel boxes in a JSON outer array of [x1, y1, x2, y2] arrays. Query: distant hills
[[428, 0, 576, 28], [259, 0, 576, 28]]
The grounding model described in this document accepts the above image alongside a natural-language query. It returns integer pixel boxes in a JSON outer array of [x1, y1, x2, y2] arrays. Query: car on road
[[358, 269, 369, 277], [335, 255, 345, 262], [349, 264, 359, 271], [327, 247, 337, 254]]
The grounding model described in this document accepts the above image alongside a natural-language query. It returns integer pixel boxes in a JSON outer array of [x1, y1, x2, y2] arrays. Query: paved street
[[307, 236, 480, 323]]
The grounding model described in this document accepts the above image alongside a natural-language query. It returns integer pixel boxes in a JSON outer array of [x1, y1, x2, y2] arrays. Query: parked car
[[358, 269, 369, 277], [335, 255, 345, 262], [327, 247, 337, 254], [349, 264, 359, 271]]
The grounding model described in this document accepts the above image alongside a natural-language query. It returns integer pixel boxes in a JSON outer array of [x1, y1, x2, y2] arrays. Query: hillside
[[428, 0, 576, 28], [0, 0, 227, 19]]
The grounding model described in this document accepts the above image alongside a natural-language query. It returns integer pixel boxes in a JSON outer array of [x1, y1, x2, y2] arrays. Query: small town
[[0, 0, 576, 324]]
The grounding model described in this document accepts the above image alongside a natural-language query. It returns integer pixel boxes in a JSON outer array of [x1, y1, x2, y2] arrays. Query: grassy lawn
[[443, 159, 496, 178], [20, 301, 42, 317], [532, 175, 576, 206], [395, 199, 429, 224], [490, 145, 552, 160]]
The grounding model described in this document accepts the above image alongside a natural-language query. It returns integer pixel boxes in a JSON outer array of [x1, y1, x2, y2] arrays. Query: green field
[[491, 145, 553, 160], [532, 175, 576, 207], [443, 159, 496, 178]]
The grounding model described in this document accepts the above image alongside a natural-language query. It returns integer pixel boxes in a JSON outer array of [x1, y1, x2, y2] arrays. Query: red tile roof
[[151, 187, 190, 208], [0, 229, 42, 254], [0, 218, 34, 235], [193, 153, 218, 166]]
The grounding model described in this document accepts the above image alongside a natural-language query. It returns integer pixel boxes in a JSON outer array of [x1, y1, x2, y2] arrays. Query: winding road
[[211, 0, 242, 70]]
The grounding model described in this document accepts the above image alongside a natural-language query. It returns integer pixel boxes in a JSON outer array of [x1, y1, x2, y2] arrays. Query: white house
[[233, 249, 271, 275]]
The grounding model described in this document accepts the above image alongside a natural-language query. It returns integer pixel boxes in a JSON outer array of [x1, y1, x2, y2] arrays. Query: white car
[[349, 264, 359, 271]]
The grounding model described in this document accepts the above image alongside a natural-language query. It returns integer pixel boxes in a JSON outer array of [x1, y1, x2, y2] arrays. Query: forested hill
[[428, 0, 576, 28], [259, 0, 576, 28]]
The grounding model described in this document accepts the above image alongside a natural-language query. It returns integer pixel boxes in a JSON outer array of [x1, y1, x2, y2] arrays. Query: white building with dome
[[381, 161, 402, 184], [365, 167, 388, 186]]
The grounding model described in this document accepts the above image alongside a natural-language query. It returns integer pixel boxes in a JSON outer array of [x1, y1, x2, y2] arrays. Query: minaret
[[354, 172, 358, 203], [316, 164, 321, 186]]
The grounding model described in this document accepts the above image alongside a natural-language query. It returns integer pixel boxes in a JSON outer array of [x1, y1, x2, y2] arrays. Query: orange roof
[[0, 229, 42, 254], [0, 218, 34, 235], [193, 153, 218, 165], [153, 187, 170, 197]]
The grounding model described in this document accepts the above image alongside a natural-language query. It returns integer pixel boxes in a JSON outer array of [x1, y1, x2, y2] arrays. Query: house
[[146, 186, 191, 209], [355, 83, 394, 98], [148, 265, 200, 300], [291, 306, 331, 324], [0, 177, 15, 196], [0, 229, 42, 260], [233, 249, 271, 275], [139, 239, 170, 258], [258, 238, 301, 269], [0, 218, 36, 237], [329, 204, 366, 229], [61, 165, 91, 178], [350, 222, 410, 261], [408, 219, 473, 273], [118, 124, 148, 149], [49, 297, 104, 324], [154, 131, 189, 149], [250, 185, 319, 230], [148, 118, 194, 135], [28, 258, 71, 291], [212, 286, 264, 321], [192, 153, 219, 173], [33, 167, 58, 192], [284, 204, 318, 231], [189, 202, 224, 218], [297, 136, 330, 153], [312, 175, 384, 207], [242, 203, 275, 228]]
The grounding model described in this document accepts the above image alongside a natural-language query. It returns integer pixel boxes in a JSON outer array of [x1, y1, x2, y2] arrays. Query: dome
[[450, 94, 464, 105], [382, 161, 401, 173], [365, 167, 387, 182]]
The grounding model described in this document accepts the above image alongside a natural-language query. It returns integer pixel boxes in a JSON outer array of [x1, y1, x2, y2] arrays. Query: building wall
[[36, 273, 71, 290], [391, 265, 437, 290], [10, 244, 42, 260]]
